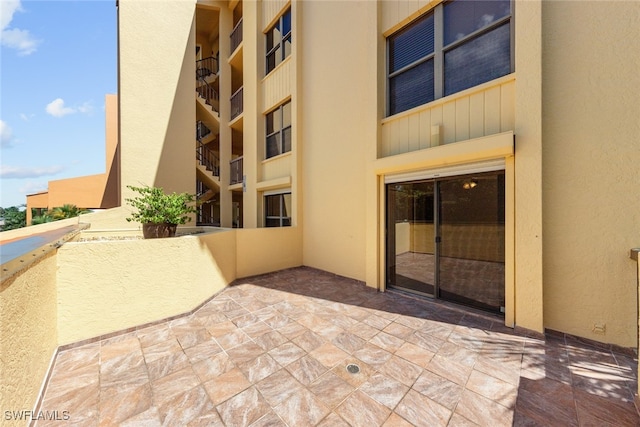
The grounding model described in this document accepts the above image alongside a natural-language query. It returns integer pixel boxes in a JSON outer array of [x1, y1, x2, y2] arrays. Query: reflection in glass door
[[386, 181, 436, 296], [386, 171, 505, 313], [438, 173, 505, 312]]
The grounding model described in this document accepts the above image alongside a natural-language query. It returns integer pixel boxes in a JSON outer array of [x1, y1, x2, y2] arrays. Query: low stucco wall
[[0, 224, 304, 423], [56, 226, 303, 345], [0, 253, 58, 424], [0, 217, 82, 244], [56, 229, 236, 345], [236, 227, 303, 278]]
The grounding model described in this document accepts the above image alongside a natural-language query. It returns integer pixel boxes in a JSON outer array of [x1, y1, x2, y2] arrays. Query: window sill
[[262, 151, 292, 165], [262, 56, 292, 82]]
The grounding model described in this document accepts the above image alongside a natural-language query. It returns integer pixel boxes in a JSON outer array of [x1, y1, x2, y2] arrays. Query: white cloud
[[20, 113, 34, 121], [0, 120, 14, 147], [1, 165, 65, 179], [0, 0, 21, 30], [0, 0, 41, 56], [45, 98, 94, 118], [1, 28, 39, 55], [78, 101, 94, 115], [45, 98, 75, 118]]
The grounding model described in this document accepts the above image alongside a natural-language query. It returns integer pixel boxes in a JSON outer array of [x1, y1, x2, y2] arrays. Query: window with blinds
[[387, 0, 512, 116], [266, 8, 292, 75]]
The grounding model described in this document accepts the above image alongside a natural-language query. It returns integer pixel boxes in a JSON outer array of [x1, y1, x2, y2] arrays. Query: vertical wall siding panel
[[408, 114, 421, 152], [442, 101, 456, 144], [484, 86, 502, 135], [455, 97, 470, 142], [397, 1, 410, 28], [397, 117, 409, 154], [419, 109, 431, 149], [383, 0, 436, 34], [382, 1, 399, 32], [263, 60, 291, 111], [388, 120, 399, 156], [500, 81, 515, 132], [381, 122, 389, 157], [430, 105, 443, 147], [262, 0, 289, 30], [380, 78, 514, 158], [469, 92, 485, 139]]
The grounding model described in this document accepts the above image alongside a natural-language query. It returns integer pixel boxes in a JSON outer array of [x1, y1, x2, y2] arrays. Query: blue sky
[[1, 0, 117, 208]]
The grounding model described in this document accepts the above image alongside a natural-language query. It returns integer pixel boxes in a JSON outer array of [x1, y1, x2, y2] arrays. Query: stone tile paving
[[35, 267, 639, 426]]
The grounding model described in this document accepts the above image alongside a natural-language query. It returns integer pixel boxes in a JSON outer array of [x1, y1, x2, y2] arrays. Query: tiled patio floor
[[36, 267, 638, 426]]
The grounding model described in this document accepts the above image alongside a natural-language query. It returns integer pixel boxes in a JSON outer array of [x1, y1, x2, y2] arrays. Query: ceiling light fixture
[[462, 180, 477, 190]]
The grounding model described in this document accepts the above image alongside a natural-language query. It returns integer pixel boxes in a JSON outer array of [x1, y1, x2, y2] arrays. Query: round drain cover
[[346, 364, 360, 374]]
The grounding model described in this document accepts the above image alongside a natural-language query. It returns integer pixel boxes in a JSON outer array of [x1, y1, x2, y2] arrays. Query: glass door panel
[[386, 181, 435, 296], [437, 172, 505, 312]]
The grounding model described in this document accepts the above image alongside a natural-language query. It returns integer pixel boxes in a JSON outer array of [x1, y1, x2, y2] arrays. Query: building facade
[[114, 0, 640, 349]]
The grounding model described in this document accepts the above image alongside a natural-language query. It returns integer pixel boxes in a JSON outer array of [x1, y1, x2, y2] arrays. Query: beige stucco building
[[3, 0, 640, 416], [103, 0, 639, 349]]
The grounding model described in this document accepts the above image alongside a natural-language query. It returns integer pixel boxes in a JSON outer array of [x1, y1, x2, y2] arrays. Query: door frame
[[383, 159, 513, 321]]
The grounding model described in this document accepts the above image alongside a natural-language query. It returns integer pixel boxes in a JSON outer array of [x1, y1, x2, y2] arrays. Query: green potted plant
[[125, 185, 197, 238]]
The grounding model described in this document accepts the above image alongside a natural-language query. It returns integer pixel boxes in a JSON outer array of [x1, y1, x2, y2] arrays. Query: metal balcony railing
[[197, 140, 220, 177], [230, 18, 243, 54], [230, 156, 243, 185], [196, 82, 219, 114], [196, 56, 219, 80], [230, 87, 243, 120], [197, 202, 219, 226], [196, 121, 211, 141]]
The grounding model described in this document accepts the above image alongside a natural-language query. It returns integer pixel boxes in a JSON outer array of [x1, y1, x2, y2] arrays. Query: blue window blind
[[387, 0, 513, 117], [444, 0, 510, 46], [389, 13, 434, 73], [444, 22, 511, 96], [390, 59, 435, 115]]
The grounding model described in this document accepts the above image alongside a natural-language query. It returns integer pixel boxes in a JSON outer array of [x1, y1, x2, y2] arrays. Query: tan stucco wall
[[236, 227, 302, 278], [0, 222, 304, 419], [103, 94, 120, 208], [25, 192, 49, 225], [0, 217, 83, 244], [47, 174, 107, 208], [56, 226, 302, 345], [0, 254, 58, 423], [300, 0, 377, 281], [56, 230, 235, 345], [118, 0, 195, 203], [541, 1, 640, 347], [512, 0, 544, 334]]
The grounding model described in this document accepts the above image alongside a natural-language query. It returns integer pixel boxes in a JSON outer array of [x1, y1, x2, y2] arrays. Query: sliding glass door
[[437, 173, 505, 312], [386, 181, 436, 296], [386, 171, 505, 313]]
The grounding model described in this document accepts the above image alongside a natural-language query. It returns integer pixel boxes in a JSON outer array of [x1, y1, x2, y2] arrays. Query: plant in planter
[[125, 185, 197, 238]]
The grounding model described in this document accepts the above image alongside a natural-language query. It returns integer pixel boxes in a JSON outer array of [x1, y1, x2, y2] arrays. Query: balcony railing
[[196, 121, 211, 141], [230, 18, 243, 55], [196, 56, 219, 80], [197, 140, 220, 177], [230, 156, 243, 185], [196, 82, 219, 114], [197, 202, 219, 226], [230, 86, 243, 121]]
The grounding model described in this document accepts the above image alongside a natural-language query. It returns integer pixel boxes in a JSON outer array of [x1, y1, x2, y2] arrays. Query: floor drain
[[346, 364, 360, 374]]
